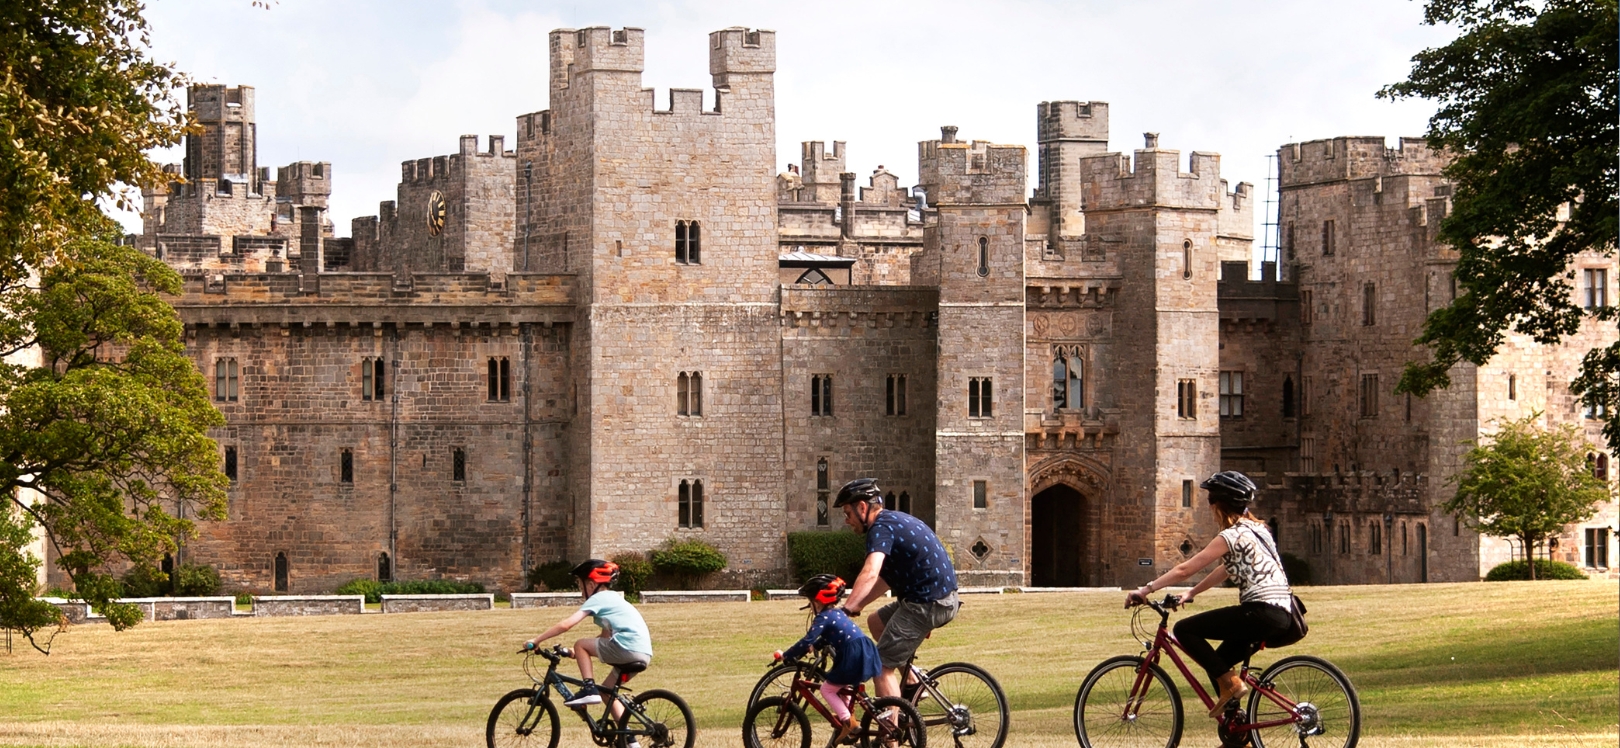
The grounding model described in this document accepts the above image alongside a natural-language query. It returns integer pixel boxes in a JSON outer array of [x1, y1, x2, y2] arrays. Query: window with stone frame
[[972, 480, 987, 509], [214, 357, 239, 402], [1508, 373, 1517, 401], [1283, 376, 1296, 418], [1338, 522, 1350, 554], [675, 220, 702, 265], [816, 458, 830, 527], [969, 377, 993, 418], [886, 374, 908, 416], [223, 446, 237, 482], [274, 552, 289, 592], [1053, 347, 1083, 411], [1585, 527, 1610, 568], [1359, 373, 1380, 418], [377, 552, 392, 582], [361, 357, 385, 401], [488, 357, 511, 402], [1181, 479, 1193, 508], [340, 449, 354, 484], [811, 374, 833, 416], [678, 478, 705, 529], [1176, 379, 1197, 419], [1300, 289, 1313, 325], [1584, 268, 1608, 309], [898, 491, 911, 514], [1362, 282, 1377, 326], [677, 371, 703, 417], [1300, 436, 1316, 474], [1370, 521, 1382, 554], [452, 448, 466, 482], [1321, 219, 1336, 256], [1219, 371, 1244, 418]]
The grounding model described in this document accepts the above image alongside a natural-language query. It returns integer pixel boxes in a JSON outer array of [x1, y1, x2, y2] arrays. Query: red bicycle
[[743, 655, 927, 748], [1073, 594, 1360, 748]]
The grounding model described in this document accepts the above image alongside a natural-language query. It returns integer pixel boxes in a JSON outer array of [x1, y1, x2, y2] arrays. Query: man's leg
[[874, 601, 929, 699]]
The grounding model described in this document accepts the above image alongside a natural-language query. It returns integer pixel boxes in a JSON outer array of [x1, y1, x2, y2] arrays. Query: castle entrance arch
[[1031, 484, 1085, 587]]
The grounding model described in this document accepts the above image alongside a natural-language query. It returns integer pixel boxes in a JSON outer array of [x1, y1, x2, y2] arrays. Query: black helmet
[[797, 574, 847, 607], [571, 559, 620, 585], [1200, 471, 1258, 507], [833, 478, 884, 508]]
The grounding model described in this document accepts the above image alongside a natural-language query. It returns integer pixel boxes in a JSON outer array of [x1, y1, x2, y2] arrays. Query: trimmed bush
[[612, 552, 654, 598], [1484, 559, 1587, 581], [333, 579, 485, 604], [527, 560, 575, 592], [333, 579, 383, 602], [649, 538, 727, 588], [119, 565, 169, 598], [174, 563, 221, 597], [787, 530, 868, 584], [1280, 553, 1313, 586], [234, 592, 254, 606]]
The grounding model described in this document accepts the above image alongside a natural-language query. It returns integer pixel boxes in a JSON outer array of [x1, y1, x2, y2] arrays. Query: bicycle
[[748, 648, 1008, 748], [487, 644, 696, 748], [1073, 594, 1359, 748], [743, 654, 927, 748]]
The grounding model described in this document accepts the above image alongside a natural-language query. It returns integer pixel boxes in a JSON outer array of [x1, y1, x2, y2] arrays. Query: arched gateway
[[1027, 455, 1109, 587]]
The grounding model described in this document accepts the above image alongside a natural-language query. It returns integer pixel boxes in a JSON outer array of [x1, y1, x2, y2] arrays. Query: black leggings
[[1173, 602, 1291, 686]]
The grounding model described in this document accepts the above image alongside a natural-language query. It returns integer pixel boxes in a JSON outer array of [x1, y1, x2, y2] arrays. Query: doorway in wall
[[1031, 484, 1085, 586]]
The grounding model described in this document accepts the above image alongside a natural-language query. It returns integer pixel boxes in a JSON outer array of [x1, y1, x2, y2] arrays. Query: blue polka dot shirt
[[867, 510, 958, 603]]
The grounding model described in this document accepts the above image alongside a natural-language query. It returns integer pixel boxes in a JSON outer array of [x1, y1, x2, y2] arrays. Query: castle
[[117, 26, 1616, 595]]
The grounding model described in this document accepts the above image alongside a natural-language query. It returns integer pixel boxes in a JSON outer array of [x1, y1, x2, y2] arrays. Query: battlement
[[917, 128, 1026, 206], [796, 141, 846, 203], [174, 271, 575, 310], [1279, 136, 1448, 188], [401, 135, 514, 183], [551, 27, 646, 79], [1078, 135, 1224, 212], [276, 161, 332, 201], [709, 27, 776, 85], [188, 84, 255, 123], [1217, 179, 1255, 240], [1037, 101, 1109, 145]]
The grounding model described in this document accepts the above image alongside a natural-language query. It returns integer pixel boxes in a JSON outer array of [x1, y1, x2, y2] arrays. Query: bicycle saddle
[[615, 661, 649, 674]]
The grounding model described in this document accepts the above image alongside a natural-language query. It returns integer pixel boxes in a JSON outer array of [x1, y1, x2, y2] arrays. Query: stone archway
[[1031, 484, 1085, 586]]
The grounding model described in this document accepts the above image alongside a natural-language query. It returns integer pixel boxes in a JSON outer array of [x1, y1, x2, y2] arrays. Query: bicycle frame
[[783, 663, 870, 726], [1131, 600, 1304, 735], [524, 650, 652, 741]]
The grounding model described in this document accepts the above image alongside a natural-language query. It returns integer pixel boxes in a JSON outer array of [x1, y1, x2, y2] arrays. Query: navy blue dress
[[783, 608, 882, 685]]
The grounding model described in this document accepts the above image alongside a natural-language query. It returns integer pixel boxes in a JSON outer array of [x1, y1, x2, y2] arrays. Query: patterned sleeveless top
[[1218, 521, 1293, 610]]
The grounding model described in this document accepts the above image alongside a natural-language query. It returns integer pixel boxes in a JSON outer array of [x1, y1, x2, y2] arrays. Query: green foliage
[[1445, 414, 1609, 578], [1280, 552, 1314, 586], [233, 592, 252, 607], [648, 538, 727, 588], [332, 579, 486, 605], [1381, 0, 1620, 444], [786, 530, 868, 583], [611, 552, 653, 597], [0, 506, 65, 653], [1485, 559, 1589, 580], [119, 564, 169, 598], [173, 563, 220, 597], [526, 560, 574, 592]]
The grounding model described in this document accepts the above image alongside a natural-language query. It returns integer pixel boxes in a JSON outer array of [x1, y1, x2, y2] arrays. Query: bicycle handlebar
[[518, 643, 574, 661]]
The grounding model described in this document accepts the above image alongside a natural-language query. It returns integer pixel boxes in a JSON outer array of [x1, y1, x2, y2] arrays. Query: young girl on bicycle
[[1126, 471, 1293, 718], [523, 559, 653, 712], [775, 574, 882, 743]]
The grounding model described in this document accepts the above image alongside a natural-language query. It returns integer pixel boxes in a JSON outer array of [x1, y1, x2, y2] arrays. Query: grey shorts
[[874, 592, 960, 670], [598, 638, 651, 683]]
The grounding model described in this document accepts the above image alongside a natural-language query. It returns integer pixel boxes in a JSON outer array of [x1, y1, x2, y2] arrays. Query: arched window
[[274, 552, 289, 592], [1052, 354, 1068, 410], [976, 237, 989, 278], [1283, 376, 1295, 418], [378, 552, 392, 582], [885, 492, 896, 511], [677, 372, 689, 416], [1182, 240, 1193, 280], [678, 479, 704, 528], [899, 491, 911, 514]]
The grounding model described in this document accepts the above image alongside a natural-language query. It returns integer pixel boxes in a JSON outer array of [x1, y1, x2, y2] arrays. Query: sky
[[125, 0, 1455, 260]]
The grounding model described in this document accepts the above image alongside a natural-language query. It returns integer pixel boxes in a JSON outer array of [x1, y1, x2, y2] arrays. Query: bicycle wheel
[[1247, 655, 1360, 748], [749, 661, 820, 708], [619, 688, 696, 748], [486, 688, 561, 748], [1073, 655, 1183, 748], [860, 695, 927, 748], [743, 696, 811, 748], [915, 662, 1009, 748]]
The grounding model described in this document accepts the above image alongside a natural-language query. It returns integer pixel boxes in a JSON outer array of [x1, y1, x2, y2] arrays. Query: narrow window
[[1508, 373, 1517, 401], [899, 491, 911, 514], [1052, 355, 1068, 410], [969, 377, 993, 417], [378, 552, 392, 582], [214, 357, 239, 402], [340, 449, 354, 484], [273, 552, 289, 592], [677, 372, 690, 416], [1585, 527, 1610, 568], [1181, 479, 1192, 508], [898, 375, 907, 415], [1596, 453, 1609, 481], [1360, 373, 1380, 418], [452, 448, 466, 482], [1300, 289, 1313, 325], [1322, 219, 1335, 256], [1402, 523, 1409, 556], [677, 479, 703, 528], [675, 221, 702, 265], [1182, 240, 1192, 280], [488, 357, 511, 402], [1068, 352, 1084, 409], [678, 480, 691, 527], [1284, 221, 1295, 260], [976, 237, 989, 278], [1176, 379, 1197, 419], [1371, 521, 1381, 554], [972, 480, 987, 509], [886, 375, 896, 416], [361, 357, 385, 401], [884, 492, 896, 511], [224, 446, 238, 482], [1219, 371, 1244, 418], [815, 458, 830, 527], [675, 221, 688, 264], [811, 374, 833, 416], [690, 372, 702, 416], [1362, 282, 1376, 325], [1585, 268, 1609, 309], [1282, 376, 1296, 418], [1339, 522, 1349, 554], [1405, 392, 1413, 422], [1301, 436, 1317, 474]]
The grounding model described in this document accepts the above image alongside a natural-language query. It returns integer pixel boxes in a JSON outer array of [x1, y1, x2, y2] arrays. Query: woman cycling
[[1125, 471, 1292, 718]]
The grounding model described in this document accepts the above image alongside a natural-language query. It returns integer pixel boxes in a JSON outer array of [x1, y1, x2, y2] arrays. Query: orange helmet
[[572, 559, 620, 585], [798, 574, 847, 607]]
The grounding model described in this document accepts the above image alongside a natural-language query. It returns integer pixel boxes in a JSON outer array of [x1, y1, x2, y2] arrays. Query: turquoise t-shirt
[[580, 590, 652, 656]]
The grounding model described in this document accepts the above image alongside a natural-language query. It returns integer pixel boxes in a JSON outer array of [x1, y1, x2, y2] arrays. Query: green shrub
[[234, 592, 254, 606], [119, 565, 169, 598], [612, 552, 654, 597], [331, 578, 484, 604], [787, 530, 868, 583], [527, 560, 575, 592], [649, 538, 727, 588], [333, 579, 383, 602], [174, 563, 221, 597], [1484, 559, 1588, 581], [1280, 553, 1313, 586]]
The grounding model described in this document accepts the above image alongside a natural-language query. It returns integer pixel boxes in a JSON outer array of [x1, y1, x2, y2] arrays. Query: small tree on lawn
[[1446, 414, 1610, 579]]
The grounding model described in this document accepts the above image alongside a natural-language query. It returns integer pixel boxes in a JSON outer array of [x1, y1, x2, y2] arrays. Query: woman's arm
[[1126, 535, 1229, 606], [1181, 564, 1229, 605], [525, 609, 590, 648]]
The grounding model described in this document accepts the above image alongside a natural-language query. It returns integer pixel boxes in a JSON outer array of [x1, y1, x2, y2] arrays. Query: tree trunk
[[1526, 535, 1538, 580]]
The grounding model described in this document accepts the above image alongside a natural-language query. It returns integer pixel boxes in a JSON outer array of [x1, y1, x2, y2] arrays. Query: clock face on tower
[[427, 190, 447, 236]]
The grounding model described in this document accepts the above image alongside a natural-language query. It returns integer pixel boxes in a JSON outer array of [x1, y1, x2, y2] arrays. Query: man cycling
[[835, 477, 960, 699]]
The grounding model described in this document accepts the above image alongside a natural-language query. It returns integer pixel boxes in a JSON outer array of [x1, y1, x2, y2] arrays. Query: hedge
[[1484, 559, 1588, 581], [527, 560, 576, 592], [787, 530, 868, 583], [649, 539, 727, 588], [613, 552, 655, 598]]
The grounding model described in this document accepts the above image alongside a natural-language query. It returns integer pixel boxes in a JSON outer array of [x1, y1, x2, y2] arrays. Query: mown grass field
[[0, 580, 1614, 747]]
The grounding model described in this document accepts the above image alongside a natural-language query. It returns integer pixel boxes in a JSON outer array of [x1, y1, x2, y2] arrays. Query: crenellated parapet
[[169, 272, 576, 328], [1279, 136, 1447, 188], [1078, 135, 1225, 212], [917, 127, 1026, 207]]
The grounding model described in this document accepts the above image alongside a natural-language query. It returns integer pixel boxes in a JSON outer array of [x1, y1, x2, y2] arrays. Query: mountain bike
[[748, 648, 1008, 748], [487, 644, 696, 748], [744, 654, 927, 748], [1073, 594, 1359, 748]]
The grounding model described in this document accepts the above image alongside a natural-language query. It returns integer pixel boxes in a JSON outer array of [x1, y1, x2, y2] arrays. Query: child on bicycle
[[523, 559, 653, 714], [775, 574, 882, 744]]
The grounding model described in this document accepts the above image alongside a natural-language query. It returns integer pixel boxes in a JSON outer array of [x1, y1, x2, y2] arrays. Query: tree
[[1445, 414, 1609, 579], [1380, 0, 1619, 442], [0, 2, 227, 651]]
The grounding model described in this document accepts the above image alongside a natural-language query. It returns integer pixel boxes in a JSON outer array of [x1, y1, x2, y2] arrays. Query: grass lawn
[[0, 580, 1613, 747]]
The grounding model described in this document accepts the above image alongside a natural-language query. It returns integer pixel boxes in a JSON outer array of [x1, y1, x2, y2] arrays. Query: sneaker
[[564, 682, 602, 707], [1207, 681, 1249, 718], [833, 718, 860, 745]]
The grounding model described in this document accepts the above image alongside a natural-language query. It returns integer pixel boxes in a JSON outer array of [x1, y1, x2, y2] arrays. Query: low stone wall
[[1013, 586, 1128, 594], [510, 592, 581, 609], [763, 589, 801, 601], [253, 595, 365, 617], [640, 590, 751, 604], [380, 594, 494, 613], [129, 597, 237, 621], [958, 586, 1006, 595], [38, 598, 91, 624]]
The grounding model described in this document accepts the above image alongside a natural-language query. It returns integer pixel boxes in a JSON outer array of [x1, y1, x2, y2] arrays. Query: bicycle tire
[[742, 695, 812, 748], [748, 661, 828, 747], [486, 688, 561, 748], [1247, 655, 1360, 748], [860, 695, 927, 748], [915, 662, 1009, 748], [1073, 655, 1183, 748], [618, 688, 697, 748]]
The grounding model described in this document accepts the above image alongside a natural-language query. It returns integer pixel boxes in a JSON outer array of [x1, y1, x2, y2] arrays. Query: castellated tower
[[350, 134, 516, 276], [1078, 135, 1225, 587], [1034, 101, 1109, 244], [186, 85, 259, 189], [514, 27, 785, 573], [911, 128, 1029, 587]]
